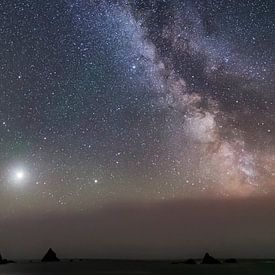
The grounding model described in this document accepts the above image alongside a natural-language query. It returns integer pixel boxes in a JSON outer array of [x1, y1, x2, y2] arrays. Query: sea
[[0, 259, 275, 274]]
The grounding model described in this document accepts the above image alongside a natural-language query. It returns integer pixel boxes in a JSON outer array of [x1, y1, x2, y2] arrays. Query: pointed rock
[[201, 253, 221, 264], [41, 248, 60, 262]]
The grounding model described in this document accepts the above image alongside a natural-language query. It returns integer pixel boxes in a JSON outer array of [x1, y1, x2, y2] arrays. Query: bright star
[[9, 166, 29, 185], [15, 170, 25, 180]]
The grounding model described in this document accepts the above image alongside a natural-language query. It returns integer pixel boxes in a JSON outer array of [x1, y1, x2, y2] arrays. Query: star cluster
[[0, 0, 274, 214]]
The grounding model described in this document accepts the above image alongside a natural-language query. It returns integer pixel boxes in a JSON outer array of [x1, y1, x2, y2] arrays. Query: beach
[[0, 260, 275, 275]]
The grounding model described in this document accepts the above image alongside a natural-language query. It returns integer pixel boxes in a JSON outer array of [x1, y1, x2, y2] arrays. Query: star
[[10, 167, 28, 185]]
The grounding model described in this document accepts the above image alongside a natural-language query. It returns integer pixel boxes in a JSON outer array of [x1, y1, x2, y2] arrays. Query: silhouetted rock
[[183, 259, 196, 264], [0, 253, 14, 265], [201, 253, 221, 264], [41, 248, 60, 262], [224, 258, 238, 263], [0, 259, 8, 265]]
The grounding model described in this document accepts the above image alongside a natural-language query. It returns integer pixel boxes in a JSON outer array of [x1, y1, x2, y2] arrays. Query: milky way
[[0, 0, 274, 215]]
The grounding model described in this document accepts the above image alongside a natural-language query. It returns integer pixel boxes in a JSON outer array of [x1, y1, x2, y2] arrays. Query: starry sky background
[[0, 0, 274, 259]]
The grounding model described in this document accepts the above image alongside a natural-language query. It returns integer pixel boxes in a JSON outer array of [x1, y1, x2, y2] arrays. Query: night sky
[[0, 0, 274, 259]]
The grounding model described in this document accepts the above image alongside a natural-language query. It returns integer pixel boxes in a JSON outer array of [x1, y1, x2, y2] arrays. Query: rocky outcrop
[[183, 259, 196, 264], [41, 248, 60, 262], [0, 253, 14, 264], [201, 253, 221, 264]]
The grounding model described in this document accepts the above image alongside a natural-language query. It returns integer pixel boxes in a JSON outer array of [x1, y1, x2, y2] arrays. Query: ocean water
[[0, 260, 275, 275]]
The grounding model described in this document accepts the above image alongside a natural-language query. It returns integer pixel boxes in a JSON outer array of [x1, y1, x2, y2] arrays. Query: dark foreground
[[0, 260, 275, 275]]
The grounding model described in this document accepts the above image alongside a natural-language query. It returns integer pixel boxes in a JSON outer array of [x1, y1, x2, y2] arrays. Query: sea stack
[[41, 248, 60, 262], [201, 253, 221, 264]]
